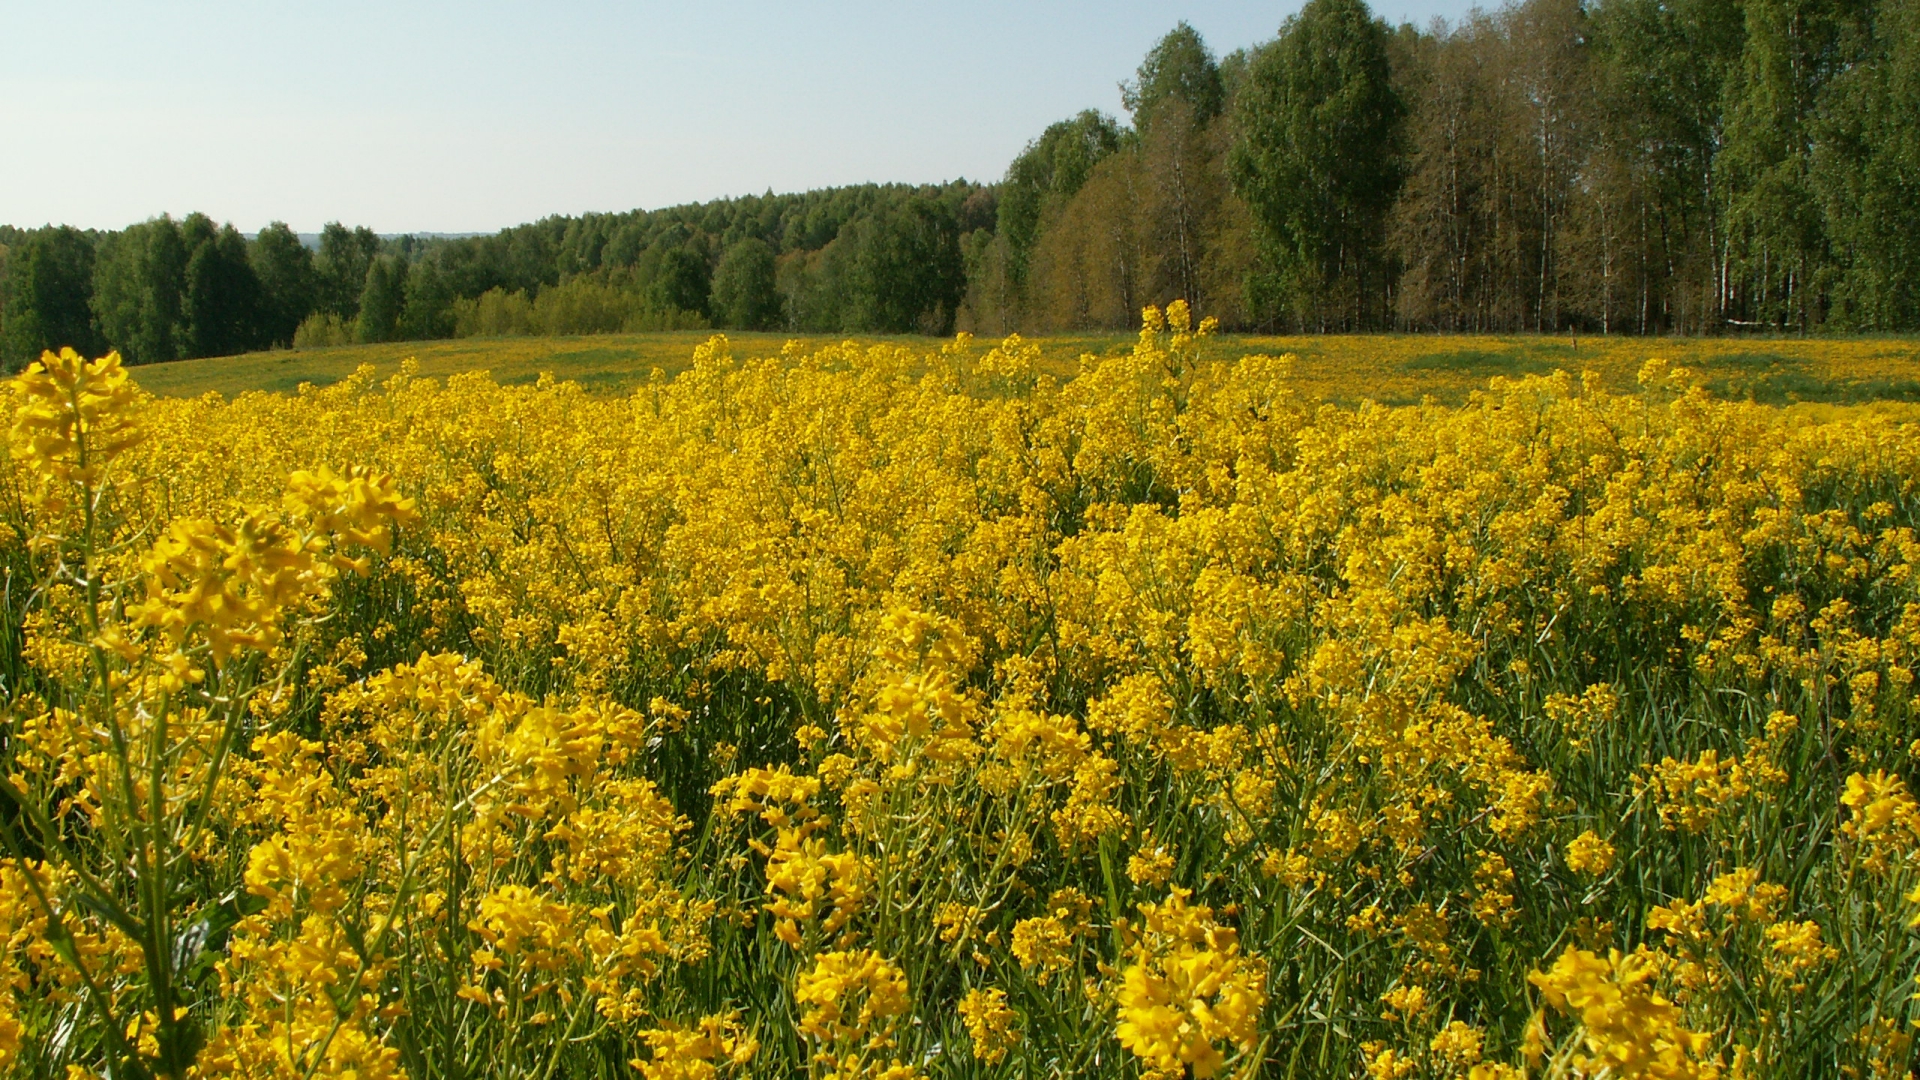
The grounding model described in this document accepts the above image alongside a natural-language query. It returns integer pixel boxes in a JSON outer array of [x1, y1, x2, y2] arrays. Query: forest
[[3, 0, 1918, 367]]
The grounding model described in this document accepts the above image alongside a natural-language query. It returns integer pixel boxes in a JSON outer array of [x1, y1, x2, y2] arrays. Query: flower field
[[3, 306, 1920, 1078]]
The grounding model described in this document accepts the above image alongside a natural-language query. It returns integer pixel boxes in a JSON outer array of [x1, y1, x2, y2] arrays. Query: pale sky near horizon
[[1, 1, 1481, 236]]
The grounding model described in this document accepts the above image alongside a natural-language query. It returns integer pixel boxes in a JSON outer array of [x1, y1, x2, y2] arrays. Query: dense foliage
[[976, 0, 1920, 334], [3, 0, 1919, 361], [3, 309, 1920, 1078], [0, 183, 994, 368]]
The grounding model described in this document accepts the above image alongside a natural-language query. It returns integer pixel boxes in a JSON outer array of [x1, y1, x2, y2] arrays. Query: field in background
[[129, 330, 1920, 406]]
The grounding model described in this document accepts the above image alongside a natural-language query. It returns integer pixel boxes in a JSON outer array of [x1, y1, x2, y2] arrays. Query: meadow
[[4, 308, 1920, 1079], [130, 328, 1920, 410]]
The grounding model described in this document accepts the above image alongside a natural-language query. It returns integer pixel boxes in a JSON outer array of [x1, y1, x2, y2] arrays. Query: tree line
[[977, 0, 1920, 334], [3, 0, 1917, 366], [0, 184, 986, 367]]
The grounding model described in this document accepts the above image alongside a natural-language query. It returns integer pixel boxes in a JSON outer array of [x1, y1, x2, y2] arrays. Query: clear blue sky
[[1, 0, 1478, 235]]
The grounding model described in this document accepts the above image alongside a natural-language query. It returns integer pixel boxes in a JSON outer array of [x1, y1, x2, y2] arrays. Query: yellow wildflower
[[1566, 831, 1617, 876], [957, 986, 1020, 1064]]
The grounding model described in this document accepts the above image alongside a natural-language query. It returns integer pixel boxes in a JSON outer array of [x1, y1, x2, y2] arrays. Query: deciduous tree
[[1232, 0, 1405, 329], [711, 237, 781, 330], [2, 226, 103, 366]]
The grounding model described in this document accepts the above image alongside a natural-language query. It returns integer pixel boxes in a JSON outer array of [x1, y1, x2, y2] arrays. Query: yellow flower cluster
[[957, 986, 1020, 1063], [10, 346, 142, 493], [631, 1012, 757, 1080], [1529, 947, 1711, 1079], [1114, 889, 1267, 1078], [795, 949, 917, 1080], [1566, 831, 1617, 877], [4, 316, 1920, 1080], [1842, 768, 1920, 873]]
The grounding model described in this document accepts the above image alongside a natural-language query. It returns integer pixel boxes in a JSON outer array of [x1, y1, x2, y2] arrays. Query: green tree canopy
[[1717, 0, 1854, 330], [711, 237, 781, 330], [2, 226, 103, 366], [182, 218, 264, 358], [847, 196, 965, 334], [1123, 21, 1226, 134], [251, 222, 316, 348], [318, 223, 380, 320], [1231, 0, 1405, 329], [92, 217, 187, 365], [998, 111, 1123, 290], [1811, 0, 1920, 328], [648, 247, 712, 319], [356, 255, 406, 343], [400, 258, 455, 341]]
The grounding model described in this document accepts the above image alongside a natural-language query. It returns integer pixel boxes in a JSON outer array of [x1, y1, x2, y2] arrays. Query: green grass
[[1401, 348, 1558, 375], [125, 330, 1920, 409], [128, 333, 790, 398], [128, 331, 1171, 399]]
